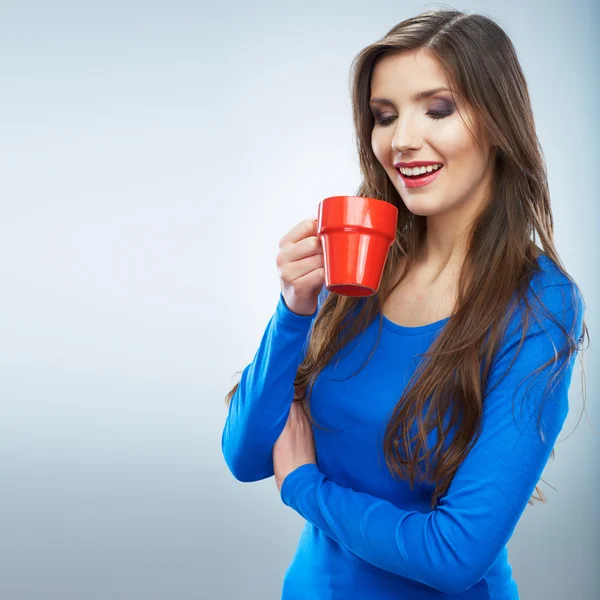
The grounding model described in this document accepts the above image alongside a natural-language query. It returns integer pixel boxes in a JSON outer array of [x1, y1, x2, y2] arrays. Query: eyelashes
[[428, 109, 454, 120], [374, 109, 454, 127]]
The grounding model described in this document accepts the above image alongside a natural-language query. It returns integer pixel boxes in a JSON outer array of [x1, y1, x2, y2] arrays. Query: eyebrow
[[369, 87, 451, 106]]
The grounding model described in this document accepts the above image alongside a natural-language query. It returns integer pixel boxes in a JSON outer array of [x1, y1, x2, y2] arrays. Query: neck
[[418, 154, 495, 283]]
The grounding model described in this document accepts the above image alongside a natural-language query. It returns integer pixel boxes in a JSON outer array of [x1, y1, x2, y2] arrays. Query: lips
[[394, 161, 443, 169], [396, 165, 443, 189]]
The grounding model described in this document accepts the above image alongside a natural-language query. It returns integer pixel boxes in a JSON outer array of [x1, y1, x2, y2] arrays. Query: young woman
[[222, 9, 589, 599]]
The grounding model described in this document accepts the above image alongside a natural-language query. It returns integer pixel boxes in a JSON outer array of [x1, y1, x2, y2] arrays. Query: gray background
[[0, 0, 598, 598]]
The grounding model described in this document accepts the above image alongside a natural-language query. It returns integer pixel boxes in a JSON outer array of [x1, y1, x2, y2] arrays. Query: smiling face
[[370, 49, 495, 220]]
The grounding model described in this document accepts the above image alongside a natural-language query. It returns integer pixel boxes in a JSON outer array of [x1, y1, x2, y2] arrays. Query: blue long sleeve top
[[221, 254, 584, 599]]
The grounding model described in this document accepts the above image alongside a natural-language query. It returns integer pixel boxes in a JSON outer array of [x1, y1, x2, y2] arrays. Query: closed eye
[[374, 109, 453, 127]]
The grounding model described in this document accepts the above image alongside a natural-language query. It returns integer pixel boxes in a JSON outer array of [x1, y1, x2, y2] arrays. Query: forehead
[[370, 50, 450, 98]]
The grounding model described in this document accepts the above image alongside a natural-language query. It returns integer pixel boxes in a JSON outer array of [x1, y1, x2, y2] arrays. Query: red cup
[[317, 196, 398, 297]]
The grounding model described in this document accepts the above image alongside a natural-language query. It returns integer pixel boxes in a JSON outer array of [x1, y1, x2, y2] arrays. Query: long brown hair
[[225, 9, 589, 508]]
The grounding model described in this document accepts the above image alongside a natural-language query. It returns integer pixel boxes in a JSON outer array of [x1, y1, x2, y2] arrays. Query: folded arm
[[222, 289, 327, 482], [281, 283, 584, 593]]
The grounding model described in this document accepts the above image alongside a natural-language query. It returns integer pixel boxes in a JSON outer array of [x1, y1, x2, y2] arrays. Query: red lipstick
[[394, 161, 442, 168], [394, 161, 444, 189]]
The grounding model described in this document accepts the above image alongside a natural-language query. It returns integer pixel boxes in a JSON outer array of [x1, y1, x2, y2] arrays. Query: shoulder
[[528, 254, 585, 331], [531, 253, 577, 290], [498, 254, 586, 360], [485, 256, 585, 409]]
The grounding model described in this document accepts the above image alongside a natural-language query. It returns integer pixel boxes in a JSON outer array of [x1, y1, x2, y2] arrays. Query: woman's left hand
[[273, 400, 317, 493]]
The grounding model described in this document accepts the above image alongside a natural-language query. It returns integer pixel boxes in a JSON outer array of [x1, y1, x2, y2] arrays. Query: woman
[[222, 9, 589, 599]]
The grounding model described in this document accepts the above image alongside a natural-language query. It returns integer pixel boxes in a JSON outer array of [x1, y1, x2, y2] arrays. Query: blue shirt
[[221, 254, 584, 599]]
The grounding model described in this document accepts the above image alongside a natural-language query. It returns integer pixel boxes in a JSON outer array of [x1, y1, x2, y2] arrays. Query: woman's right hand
[[276, 218, 325, 316]]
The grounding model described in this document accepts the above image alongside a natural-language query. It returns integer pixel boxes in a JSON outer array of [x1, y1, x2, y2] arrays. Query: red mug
[[317, 196, 398, 296]]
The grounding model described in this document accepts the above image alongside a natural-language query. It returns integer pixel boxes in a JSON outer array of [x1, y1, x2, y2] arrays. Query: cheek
[[432, 126, 475, 162], [371, 130, 391, 166], [430, 116, 483, 167]]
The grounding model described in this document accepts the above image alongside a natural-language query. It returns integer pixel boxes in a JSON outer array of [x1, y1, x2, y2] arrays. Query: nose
[[391, 116, 423, 154]]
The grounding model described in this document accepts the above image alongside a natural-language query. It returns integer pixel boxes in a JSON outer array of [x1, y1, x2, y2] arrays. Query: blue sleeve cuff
[[280, 463, 323, 508], [274, 293, 319, 331]]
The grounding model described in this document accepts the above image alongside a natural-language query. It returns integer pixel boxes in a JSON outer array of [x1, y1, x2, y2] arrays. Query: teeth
[[399, 164, 442, 176]]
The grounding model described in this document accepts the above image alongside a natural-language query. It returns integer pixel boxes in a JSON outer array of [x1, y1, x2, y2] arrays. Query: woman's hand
[[273, 400, 317, 493], [277, 218, 325, 316]]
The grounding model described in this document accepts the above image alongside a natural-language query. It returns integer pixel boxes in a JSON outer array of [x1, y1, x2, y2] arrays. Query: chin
[[399, 196, 445, 217]]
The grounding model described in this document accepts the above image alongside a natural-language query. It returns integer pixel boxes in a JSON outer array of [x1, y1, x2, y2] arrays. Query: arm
[[222, 288, 327, 482], [280, 283, 584, 594]]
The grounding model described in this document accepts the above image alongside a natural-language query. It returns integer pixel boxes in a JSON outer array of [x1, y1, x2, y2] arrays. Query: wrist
[[280, 293, 318, 317]]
